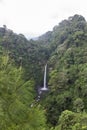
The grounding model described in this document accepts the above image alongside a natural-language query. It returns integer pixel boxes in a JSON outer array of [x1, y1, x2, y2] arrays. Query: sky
[[0, 0, 87, 38]]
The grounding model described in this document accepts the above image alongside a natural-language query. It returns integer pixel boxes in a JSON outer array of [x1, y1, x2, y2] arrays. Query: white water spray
[[40, 64, 48, 91]]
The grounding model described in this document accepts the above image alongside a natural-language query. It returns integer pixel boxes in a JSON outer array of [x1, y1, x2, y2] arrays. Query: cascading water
[[36, 64, 48, 101], [40, 64, 48, 91]]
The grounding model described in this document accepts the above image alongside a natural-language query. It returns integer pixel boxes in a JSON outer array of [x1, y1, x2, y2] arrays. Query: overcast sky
[[0, 0, 87, 38]]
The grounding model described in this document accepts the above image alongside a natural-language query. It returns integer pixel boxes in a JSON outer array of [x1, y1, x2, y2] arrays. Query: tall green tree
[[0, 55, 47, 130]]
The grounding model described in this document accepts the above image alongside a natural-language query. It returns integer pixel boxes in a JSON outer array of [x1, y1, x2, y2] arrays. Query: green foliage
[[41, 14, 87, 126], [0, 55, 47, 130], [73, 98, 84, 112], [1, 14, 87, 129], [54, 110, 87, 130], [58, 110, 76, 130]]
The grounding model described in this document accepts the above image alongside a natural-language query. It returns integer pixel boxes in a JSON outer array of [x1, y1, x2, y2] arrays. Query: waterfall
[[40, 64, 48, 91]]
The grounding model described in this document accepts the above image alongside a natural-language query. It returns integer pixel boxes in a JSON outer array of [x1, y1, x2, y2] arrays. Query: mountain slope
[[39, 14, 87, 126], [0, 14, 87, 129]]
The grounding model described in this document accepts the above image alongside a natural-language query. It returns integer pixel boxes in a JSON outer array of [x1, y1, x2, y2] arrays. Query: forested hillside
[[0, 14, 87, 130]]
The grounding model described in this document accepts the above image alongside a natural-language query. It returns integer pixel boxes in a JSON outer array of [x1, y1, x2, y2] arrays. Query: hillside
[[0, 14, 87, 129], [38, 14, 87, 128]]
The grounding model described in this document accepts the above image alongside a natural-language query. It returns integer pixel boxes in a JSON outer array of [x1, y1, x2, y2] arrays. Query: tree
[[73, 98, 84, 112], [58, 110, 76, 130], [0, 55, 47, 130]]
